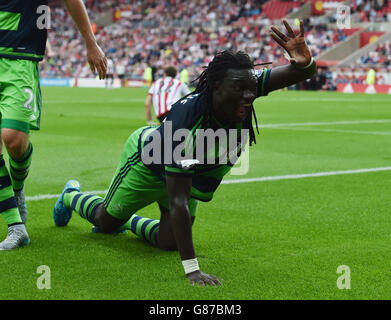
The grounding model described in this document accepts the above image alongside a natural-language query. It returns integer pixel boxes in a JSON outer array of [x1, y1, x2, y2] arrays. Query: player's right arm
[[63, 0, 107, 79], [166, 175, 222, 286]]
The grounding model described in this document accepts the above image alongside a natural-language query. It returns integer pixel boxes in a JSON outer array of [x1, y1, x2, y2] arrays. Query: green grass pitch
[[0, 87, 390, 300]]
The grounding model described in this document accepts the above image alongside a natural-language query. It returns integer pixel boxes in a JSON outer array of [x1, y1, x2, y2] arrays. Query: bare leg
[[2, 128, 29, 159], [92, 204, 128, 233]]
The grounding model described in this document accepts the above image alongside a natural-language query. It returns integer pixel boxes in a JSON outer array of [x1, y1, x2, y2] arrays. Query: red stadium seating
[[261, 0, 303, 20], [43, 0, 391, 89]]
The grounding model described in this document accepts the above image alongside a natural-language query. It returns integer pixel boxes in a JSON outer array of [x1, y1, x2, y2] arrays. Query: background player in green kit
[[0, 0, 107, 250], [53, 20, 317, 285]]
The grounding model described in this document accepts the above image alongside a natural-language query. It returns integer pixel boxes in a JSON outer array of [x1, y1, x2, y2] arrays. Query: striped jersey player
[[145, 66, 190, 123]]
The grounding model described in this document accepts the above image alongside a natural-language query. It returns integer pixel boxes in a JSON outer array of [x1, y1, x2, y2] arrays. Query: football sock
[[63, 191, 103, 224], [62, 192, 160, 243], [9, 142, 33, 192], [0, 155, 22, 226], [128, 214, 160, 246]]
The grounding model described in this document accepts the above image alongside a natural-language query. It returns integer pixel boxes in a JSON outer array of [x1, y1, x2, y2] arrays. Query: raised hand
[[270, 19, 312, 67]]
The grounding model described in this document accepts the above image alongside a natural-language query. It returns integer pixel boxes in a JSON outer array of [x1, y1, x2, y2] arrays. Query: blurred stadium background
[[43, 0, 391, 94]]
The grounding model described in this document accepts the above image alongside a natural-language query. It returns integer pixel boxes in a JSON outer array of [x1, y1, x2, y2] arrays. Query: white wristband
[[182, 258, 200, 274], [295, 57, 314, 69]]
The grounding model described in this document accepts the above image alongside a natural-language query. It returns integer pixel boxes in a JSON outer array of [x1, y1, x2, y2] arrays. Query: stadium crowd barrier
[[40, 78, 74, 87], [40, 78, 146, 88]]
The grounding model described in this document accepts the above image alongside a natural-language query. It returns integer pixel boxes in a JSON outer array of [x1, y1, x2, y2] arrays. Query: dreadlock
[[191, 50, 262, 146]]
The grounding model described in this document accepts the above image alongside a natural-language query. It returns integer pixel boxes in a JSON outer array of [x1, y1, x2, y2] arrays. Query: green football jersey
[[0, 0, 49, 61]]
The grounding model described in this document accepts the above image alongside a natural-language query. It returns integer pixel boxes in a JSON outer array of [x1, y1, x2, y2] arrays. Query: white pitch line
[[257, 119, 391, 128], [266, 97, 391, 103], [26, 190, 106, 201], [269, 126, 391, 136], [221, 166, 391, 184], [26, 166, 391, 201]]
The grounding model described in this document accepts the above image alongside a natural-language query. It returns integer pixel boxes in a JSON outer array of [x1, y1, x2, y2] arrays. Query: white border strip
[[26, 166, 391, 201]]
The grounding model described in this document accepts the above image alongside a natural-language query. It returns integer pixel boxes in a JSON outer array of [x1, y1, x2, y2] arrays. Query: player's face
[[213, 68, 257, 124]]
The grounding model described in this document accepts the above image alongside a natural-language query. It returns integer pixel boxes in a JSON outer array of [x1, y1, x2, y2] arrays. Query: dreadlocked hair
[[191, 50, 261, 146]]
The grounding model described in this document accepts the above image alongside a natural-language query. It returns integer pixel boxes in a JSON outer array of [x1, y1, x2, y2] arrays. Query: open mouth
[[236, 104, 251, 119]]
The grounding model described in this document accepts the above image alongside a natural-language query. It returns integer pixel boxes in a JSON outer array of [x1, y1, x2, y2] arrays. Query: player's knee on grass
[[93, 204, 127, 234]]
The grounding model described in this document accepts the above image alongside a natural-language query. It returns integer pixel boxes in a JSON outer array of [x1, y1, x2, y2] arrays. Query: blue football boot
[[53, 180, 81, 227]]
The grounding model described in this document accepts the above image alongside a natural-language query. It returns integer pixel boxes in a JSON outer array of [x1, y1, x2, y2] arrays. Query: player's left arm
[[63, 0, 107, 79], [46, 39, 54, 58], [145, 94, 153, 124], [166, 175, 222, 286], [267, 19, 316, 92]]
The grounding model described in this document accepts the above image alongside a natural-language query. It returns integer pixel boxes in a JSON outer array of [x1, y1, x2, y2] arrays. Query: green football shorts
[[103, 126, 199, 220], [0, 58, 42, 133]]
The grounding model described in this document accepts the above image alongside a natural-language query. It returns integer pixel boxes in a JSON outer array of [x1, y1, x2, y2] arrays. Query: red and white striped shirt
[[148, 77, 190, 118]]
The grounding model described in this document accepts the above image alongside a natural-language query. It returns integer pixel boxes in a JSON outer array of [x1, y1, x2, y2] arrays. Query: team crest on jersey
[[180, 93, 199, 105]]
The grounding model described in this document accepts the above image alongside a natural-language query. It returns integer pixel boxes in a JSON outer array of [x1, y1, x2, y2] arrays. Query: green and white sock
[[128, 214, 160, 246], [9, 142, 33, 192], [0, 155, 22, 226], [64, 191, 104, 224]]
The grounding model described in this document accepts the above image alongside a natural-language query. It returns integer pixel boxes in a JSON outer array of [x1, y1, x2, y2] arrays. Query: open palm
[[270, 19, 312, 66]]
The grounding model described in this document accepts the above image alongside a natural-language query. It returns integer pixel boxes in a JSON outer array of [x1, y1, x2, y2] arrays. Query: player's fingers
[[89, 61, 96, 74], [102, 55, 107, 67], [197, 280, 206, 287], [299, 20, 305, 37], [270, 32, 289, 52], [211, 277, 223, 286], [283, 19, 296, 38], [101, 57, 108, 76], [270, 26, 289, 42], [97, 61, 106, 80], [204, 279, 216, 286], [94, 63, 103, 80], [205, 274, 223, 286], [99, 61, 107, 79], [209, 274, 223, 282]]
